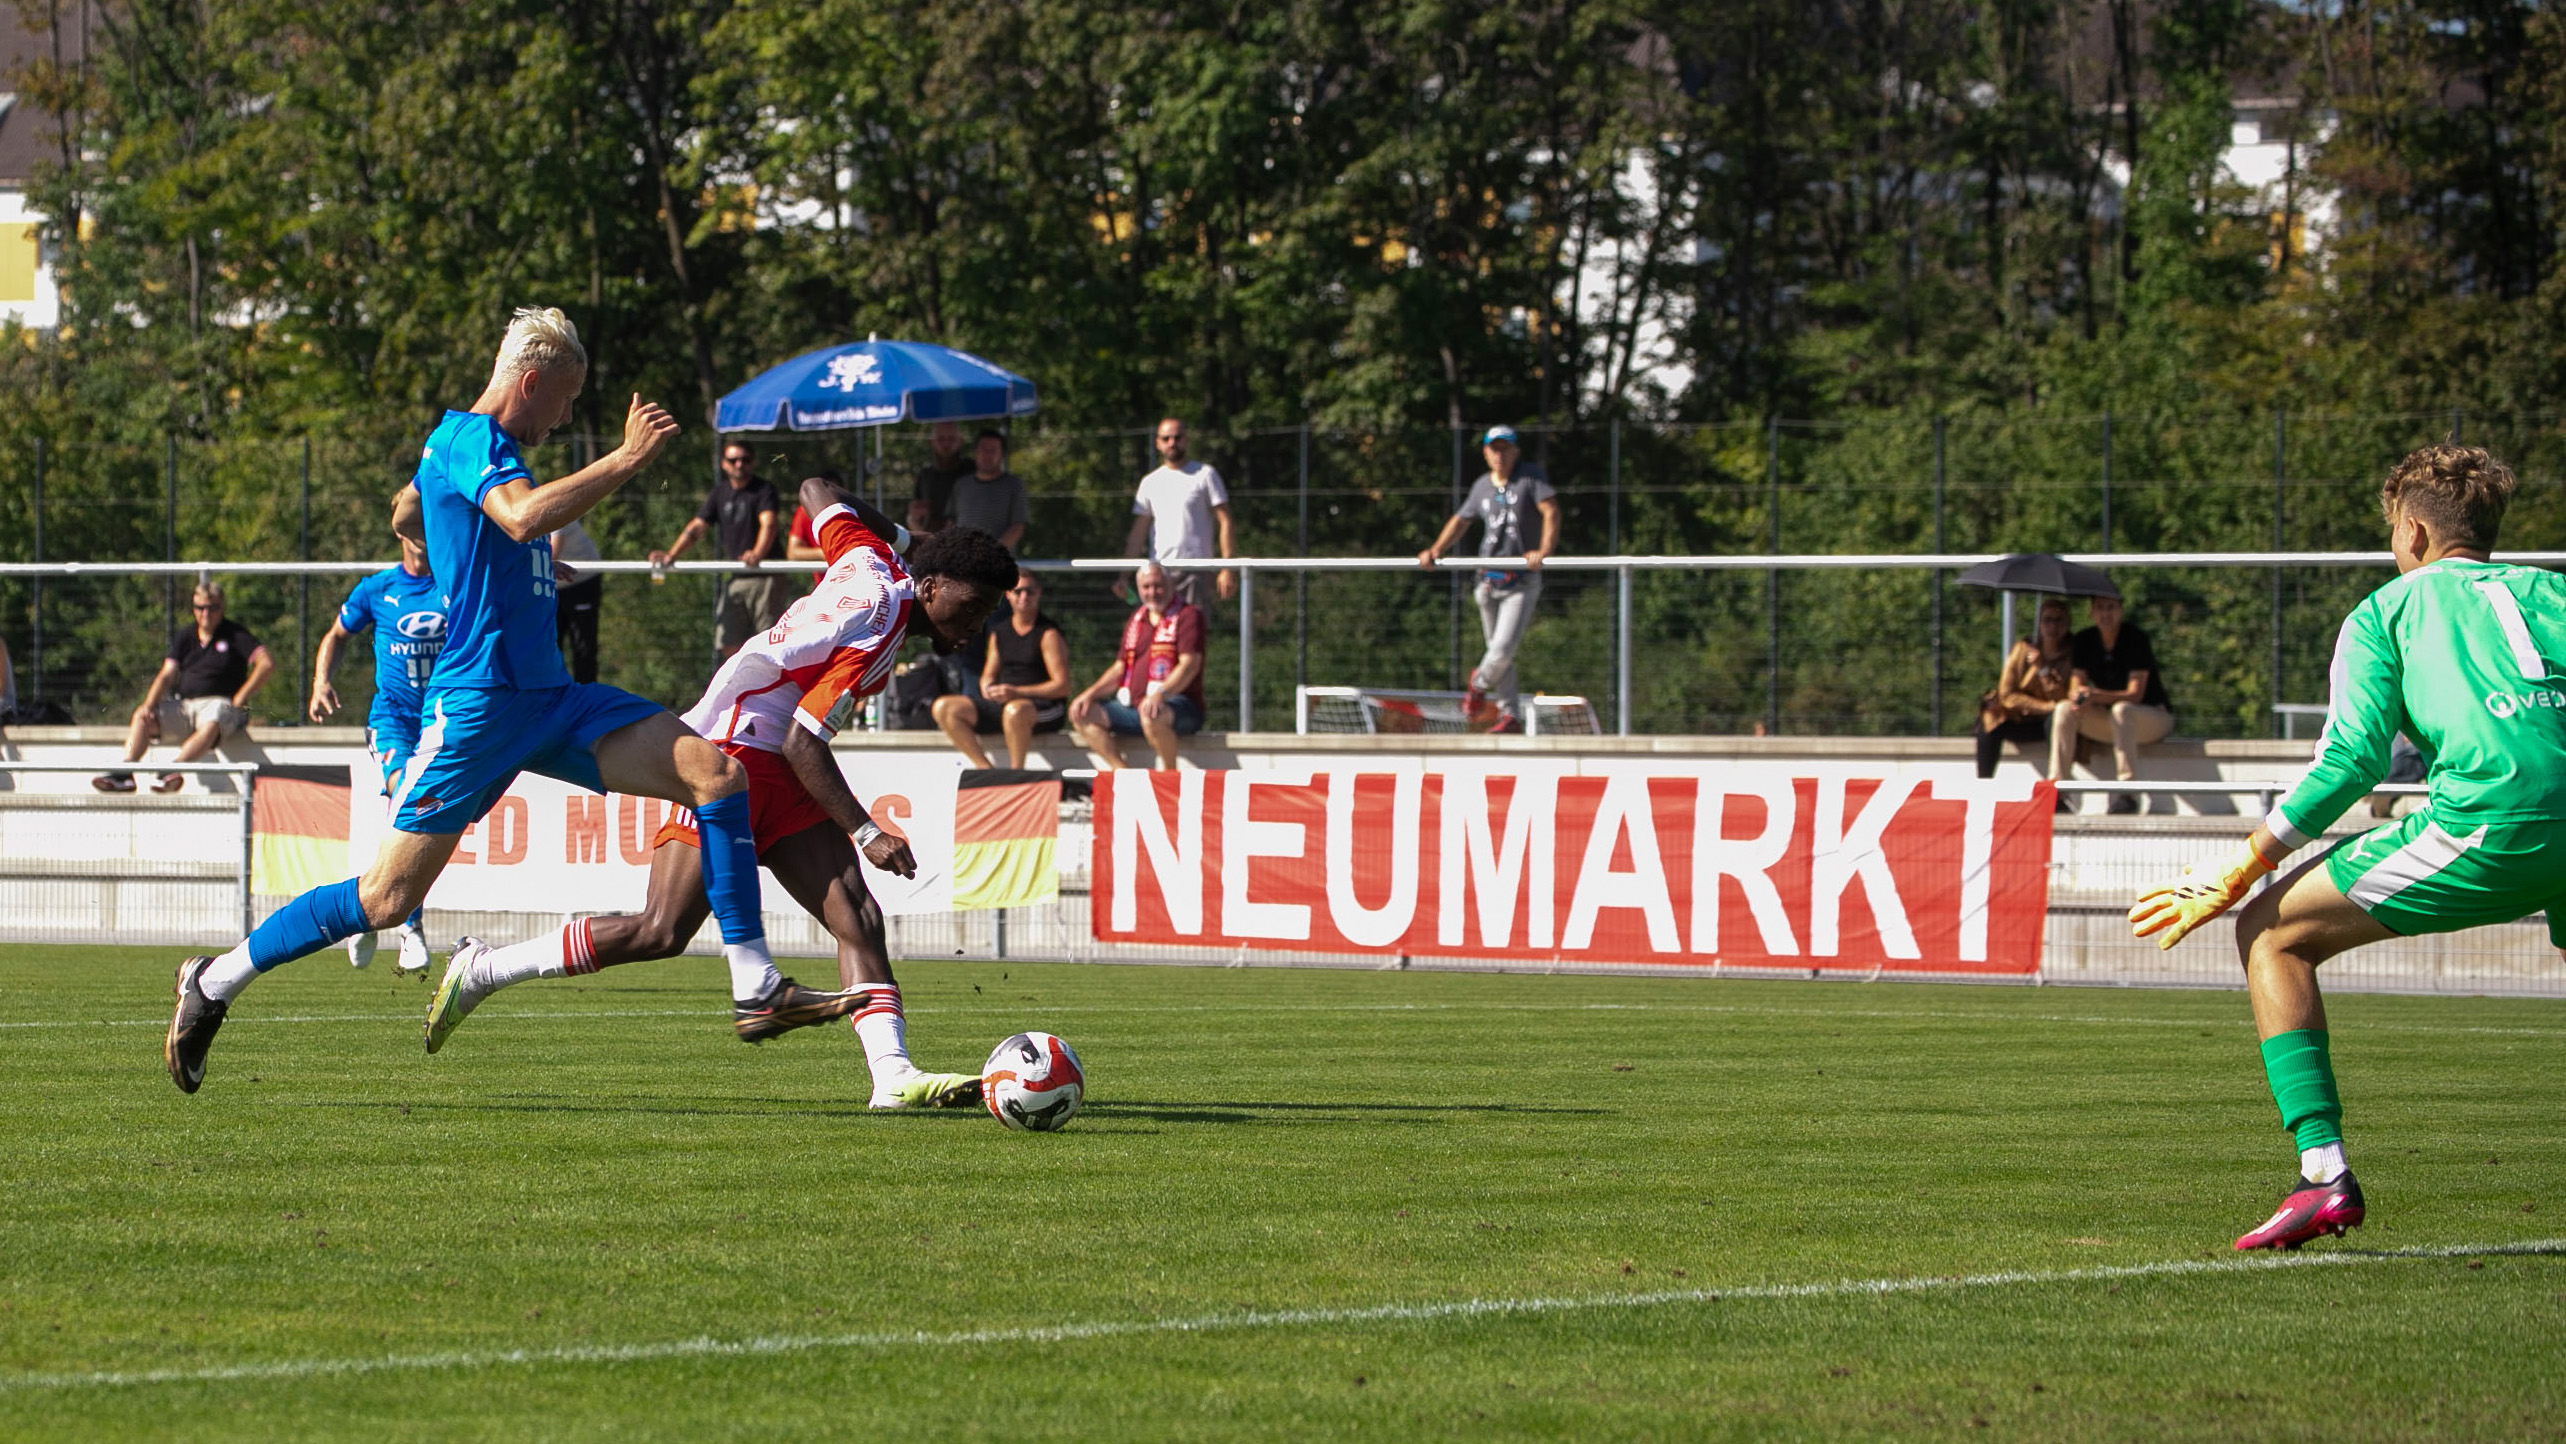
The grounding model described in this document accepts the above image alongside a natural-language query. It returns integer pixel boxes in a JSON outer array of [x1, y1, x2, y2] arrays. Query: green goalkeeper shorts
[[2325, 809, 2566, 943]]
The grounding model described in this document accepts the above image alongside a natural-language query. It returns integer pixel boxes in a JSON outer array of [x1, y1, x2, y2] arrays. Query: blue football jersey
[[414, 410, 569, 690], [336, 565, 447, 734]]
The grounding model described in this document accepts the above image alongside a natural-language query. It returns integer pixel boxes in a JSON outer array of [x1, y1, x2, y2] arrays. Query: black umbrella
[[1955, 552, 2119, 600]]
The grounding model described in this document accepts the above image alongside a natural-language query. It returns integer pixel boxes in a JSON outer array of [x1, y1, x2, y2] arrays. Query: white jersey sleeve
[[680, 505, 915, 751]]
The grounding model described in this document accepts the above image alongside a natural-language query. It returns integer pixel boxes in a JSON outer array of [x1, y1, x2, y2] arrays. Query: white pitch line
[[5, 1237, 2559, 1394]]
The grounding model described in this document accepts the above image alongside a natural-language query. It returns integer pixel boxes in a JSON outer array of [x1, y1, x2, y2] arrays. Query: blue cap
[[1481, 424, 1518, 446]]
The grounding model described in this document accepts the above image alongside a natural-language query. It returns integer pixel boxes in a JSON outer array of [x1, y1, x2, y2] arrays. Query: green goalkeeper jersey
[[2268, 558, 2566, 849]]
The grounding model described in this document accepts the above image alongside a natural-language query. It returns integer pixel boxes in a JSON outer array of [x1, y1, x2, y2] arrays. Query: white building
[[0, 6, 77, 331]]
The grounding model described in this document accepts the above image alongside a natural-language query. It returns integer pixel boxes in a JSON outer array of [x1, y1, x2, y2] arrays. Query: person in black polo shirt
[[650, 440, 781, 661], [95, 581, 275, 794], [2050, 592, 2175, 813]]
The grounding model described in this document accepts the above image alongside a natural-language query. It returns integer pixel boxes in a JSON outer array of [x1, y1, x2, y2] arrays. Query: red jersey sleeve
[[793, 645, 870, 738], [811, 503, 888, 566], [790, 506, 817, 549], [791, 593, 914, 737]]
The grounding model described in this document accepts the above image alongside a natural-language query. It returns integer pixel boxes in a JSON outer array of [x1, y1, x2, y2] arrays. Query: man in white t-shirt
[[1120, 415, 1234, 610]]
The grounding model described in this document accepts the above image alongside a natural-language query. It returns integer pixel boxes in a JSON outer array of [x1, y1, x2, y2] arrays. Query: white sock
[[2300, 1142, 2348, 1183], [471, 929, 571, 991], [200, 943, 260, 1003], [850, 987, 912, 1083], [725, 941, 782, 1003]]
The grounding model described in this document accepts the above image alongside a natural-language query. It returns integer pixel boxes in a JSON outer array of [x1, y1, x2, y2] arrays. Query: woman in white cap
[[1415, 424, 1559, 732]]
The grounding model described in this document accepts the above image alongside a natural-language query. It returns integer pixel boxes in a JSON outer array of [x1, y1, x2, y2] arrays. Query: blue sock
[[247, 878, 372, 971], [693, 791, 767, 946], [405, 906, 424, 931]]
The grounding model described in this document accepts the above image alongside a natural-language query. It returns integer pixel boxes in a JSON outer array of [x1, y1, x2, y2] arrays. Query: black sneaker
[[2107, 792, 2140, 815], [92, 773, 137, 794], [732, 977, 865, 1044], [166, 956, 228, 1094]]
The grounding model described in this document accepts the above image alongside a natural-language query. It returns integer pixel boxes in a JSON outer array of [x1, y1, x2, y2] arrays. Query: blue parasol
[[714, 338, 1038, 433]]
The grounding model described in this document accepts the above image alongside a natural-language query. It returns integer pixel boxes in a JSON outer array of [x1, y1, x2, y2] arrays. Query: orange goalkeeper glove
[[2128, 837, 2284, 950]]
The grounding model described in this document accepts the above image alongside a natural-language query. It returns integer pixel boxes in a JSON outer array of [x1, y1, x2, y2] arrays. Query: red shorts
[[651, 742, 837, 857]]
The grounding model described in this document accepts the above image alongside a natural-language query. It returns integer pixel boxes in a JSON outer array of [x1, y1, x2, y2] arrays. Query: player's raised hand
[[2128, 838, 2279, 950], [863, 831, 918, 880], [619, 393, 680, 465]]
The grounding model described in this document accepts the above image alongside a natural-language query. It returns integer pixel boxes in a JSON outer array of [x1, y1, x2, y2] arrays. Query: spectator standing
[[909, 421, 973, 534], [931, 572, 1071, 769], [1973, 596, 2075, 795], [652, 440, 782, 661], [2053, 592, 2175, 812], [95, 581, 274, 793], [550, 516, 603, 683], [1121, 416, 1233, 610], [1070, 561, 1205, 771], [945, 429, 1028, 551], [1415, 424, 1559, 732]]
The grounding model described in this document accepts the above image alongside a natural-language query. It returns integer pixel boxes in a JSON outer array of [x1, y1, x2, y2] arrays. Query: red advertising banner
[[1091, 765, 2054, 973]]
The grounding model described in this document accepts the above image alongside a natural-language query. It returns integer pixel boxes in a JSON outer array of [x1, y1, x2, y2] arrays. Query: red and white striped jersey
[[682, 504, 915, 752]]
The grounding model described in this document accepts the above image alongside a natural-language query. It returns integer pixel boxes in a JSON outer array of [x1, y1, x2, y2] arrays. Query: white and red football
[[982, 1032, 1085, 1132]]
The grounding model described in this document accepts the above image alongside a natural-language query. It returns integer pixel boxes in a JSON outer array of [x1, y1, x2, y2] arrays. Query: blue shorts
[[392, 684, 664, 835], [1097, 694, 1204, 736], [366, 719, 423, 798]]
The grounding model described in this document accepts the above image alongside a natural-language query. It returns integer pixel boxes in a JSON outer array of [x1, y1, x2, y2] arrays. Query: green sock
[[2260, 1029, 2343, 1150]]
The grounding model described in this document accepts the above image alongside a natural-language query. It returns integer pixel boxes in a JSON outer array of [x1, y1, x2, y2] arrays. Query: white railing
[[0, 761, 261, 938], [14, 548, 2559, 740]]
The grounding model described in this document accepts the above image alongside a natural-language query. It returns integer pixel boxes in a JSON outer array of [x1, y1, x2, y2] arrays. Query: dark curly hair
[[910, 524, 1019, 596], [2381, 444, 2518, 550]]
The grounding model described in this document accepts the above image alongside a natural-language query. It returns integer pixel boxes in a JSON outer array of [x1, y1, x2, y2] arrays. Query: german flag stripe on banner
[[251, 771, 353, 896], [951, 772, 1061, 912]]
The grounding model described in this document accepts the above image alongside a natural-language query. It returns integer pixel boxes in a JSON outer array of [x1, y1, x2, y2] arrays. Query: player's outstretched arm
[[482, 394, 680, 543], [2128, 828, 2291, 950], [308, 622, 354, 723], [797, 474, 907, 548], [780, 722, 914, 878]]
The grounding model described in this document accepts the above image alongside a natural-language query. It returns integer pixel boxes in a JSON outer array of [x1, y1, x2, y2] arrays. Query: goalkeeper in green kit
[[2130, 444, 2566, 1251]]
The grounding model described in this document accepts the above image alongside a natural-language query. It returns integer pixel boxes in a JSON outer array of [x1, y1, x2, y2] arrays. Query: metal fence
[[3, 410, 2564, 736], [8, 545, 2563, 747]]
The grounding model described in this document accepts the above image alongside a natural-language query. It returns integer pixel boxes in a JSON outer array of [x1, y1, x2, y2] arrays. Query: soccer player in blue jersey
[[165, 307, 836, 1093], [307, 489, 445, 977]]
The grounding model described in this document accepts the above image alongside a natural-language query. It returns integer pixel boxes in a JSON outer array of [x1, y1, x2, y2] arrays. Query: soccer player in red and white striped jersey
[[425, 476, 1019, 1110]]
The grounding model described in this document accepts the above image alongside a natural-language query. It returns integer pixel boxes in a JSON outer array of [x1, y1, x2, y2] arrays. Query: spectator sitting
[[2053, 592, 2175, 813], [908, 421, 972, 534], [931, 572, 1070, 769], [95, 581, 275, 793], [1069, 560, 1205, 771], [1973, 596, 2075, 800], [945, 428, 1028, 551], [651, 439, 782, 661], [1120, 416, 1233, 610]]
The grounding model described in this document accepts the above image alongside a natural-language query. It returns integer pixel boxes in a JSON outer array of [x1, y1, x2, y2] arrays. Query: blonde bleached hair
[[490, 306, 588, 387]]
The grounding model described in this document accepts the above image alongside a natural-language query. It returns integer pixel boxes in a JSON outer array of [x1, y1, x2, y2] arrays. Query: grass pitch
[[1, 946, 2561, 1441]]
